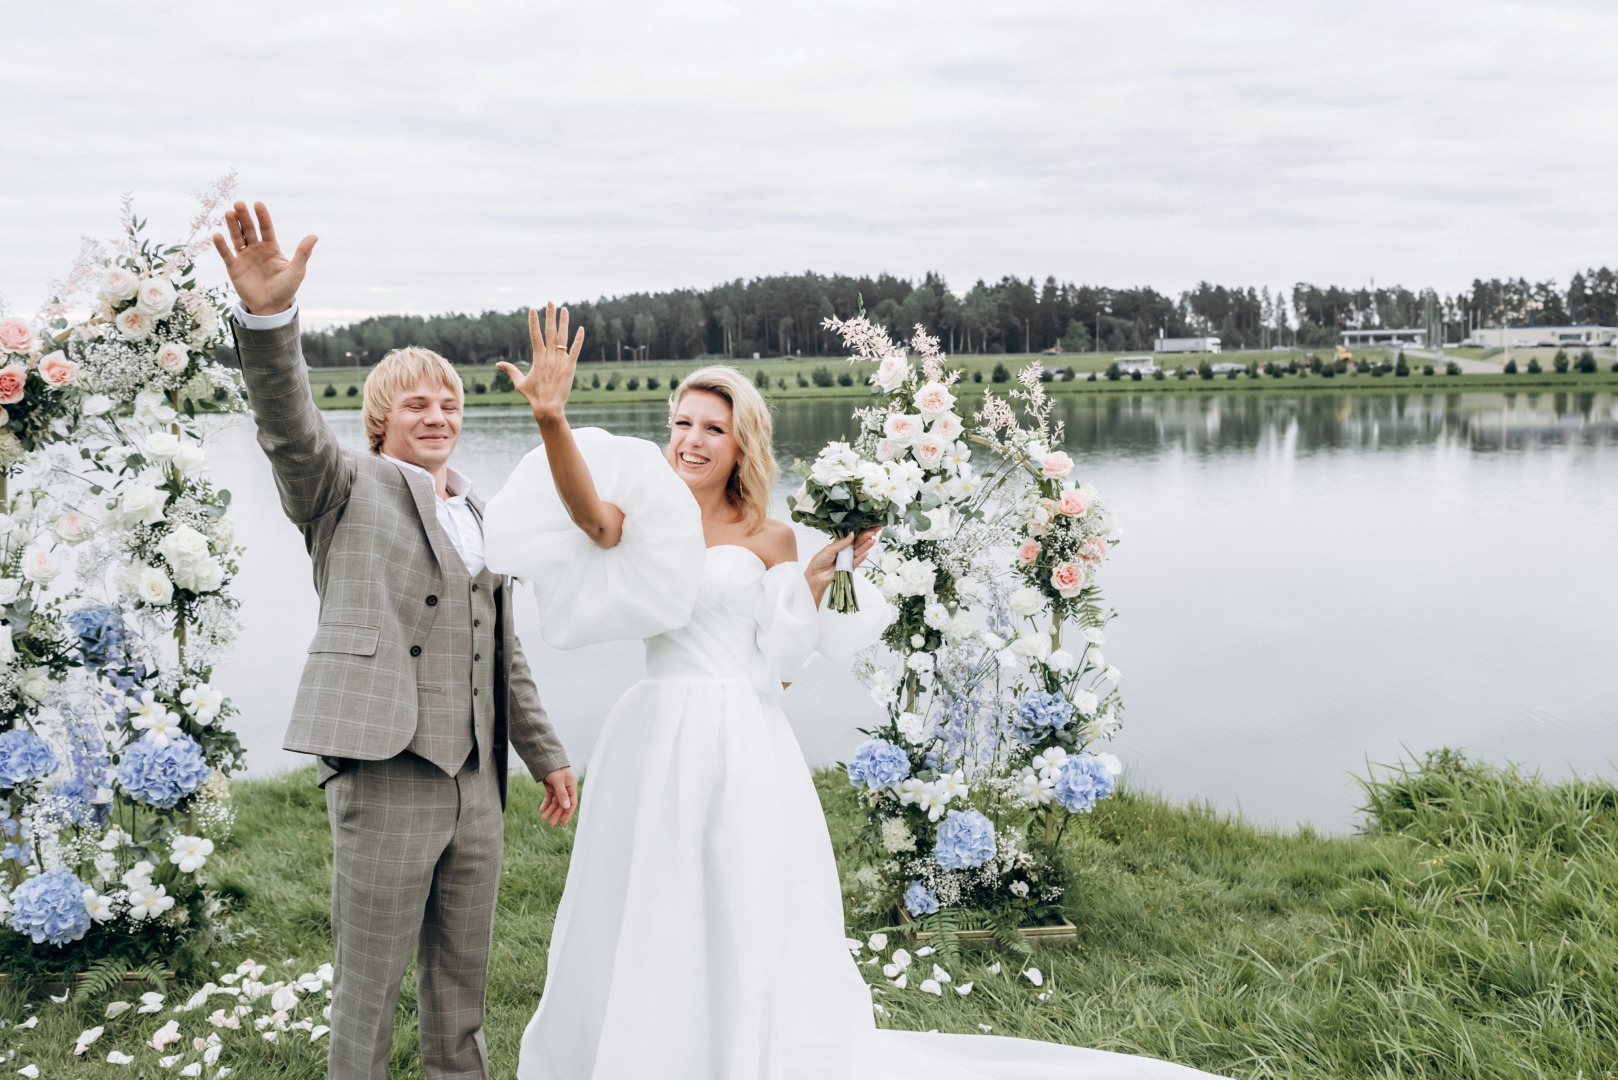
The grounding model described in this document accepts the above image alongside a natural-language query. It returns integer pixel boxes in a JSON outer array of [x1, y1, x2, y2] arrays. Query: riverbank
[[304, 351, 1618, 408], [1, 752, 1611, 1077]]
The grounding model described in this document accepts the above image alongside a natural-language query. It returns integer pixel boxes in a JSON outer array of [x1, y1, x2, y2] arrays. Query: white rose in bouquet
[[871, 354, 910, 392], [135, 565, 174, 605], [913, 381, 956, 420], [1048, 648, 1078, 673], [210, 514, 235, 553], [133, 388, 176, 426], [929, 412, 964, 442], [945, 611, 976, 644], [180, 557, 225, 594], [874, 438, 904, 463], [913, 506, 955, 541], [81, 394, 114, 417], [808, 442, 859, 485], [134, 277, 178, 318], [172, 443, 207, 476], [144, 431, 181, 461], [119, 484, 168, 526], [98, 267, 140, 303], [923, 602, 950, 630], [0, 624, 13, 667], [882, 413, 923, 447], [1075, 688, 1099, 715], [1009, 586, 1044, 617], [19, 666, 52, 702], [905, 651, 935, 675], [115, 309, 153, 341], [51, 512, 92, 545], [158, 524, 212, 565], [893, 557, 936, 598], [912, 433, 949, 472], [0, 578, 19, 605], [883, 460, 923, 508], [1010, 631, 1051, 661], [21, 544, 62, 586], [154, 343, 189, 374]]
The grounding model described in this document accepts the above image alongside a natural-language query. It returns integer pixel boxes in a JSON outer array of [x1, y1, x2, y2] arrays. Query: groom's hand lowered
[[211, 201, 317, 316], [540, 766, 577, 827]]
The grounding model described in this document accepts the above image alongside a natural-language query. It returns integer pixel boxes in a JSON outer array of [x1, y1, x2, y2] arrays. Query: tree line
[[293, 267, 1618, 367]]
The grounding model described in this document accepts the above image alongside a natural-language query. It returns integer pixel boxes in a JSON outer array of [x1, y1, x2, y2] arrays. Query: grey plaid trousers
[[325, 751, 503, 1080]]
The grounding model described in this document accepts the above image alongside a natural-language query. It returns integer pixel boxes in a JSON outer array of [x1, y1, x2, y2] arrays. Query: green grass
[[4, 752, 1616, 1077], [306, 349, 1618, 409]]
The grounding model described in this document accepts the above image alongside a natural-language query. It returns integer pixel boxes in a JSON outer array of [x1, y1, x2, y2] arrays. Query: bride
[[485, 305, 1227, 1080]]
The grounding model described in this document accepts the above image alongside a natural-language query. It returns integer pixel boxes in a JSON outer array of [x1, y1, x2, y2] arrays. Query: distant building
[[1462, 325, 1617, 349], [1155, 336, 1221, 354], [1339, 328, 1427, 348]]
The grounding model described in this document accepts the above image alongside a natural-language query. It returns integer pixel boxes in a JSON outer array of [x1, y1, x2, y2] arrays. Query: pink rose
[[1016, 539, 1041, 565], [882, 412, 922, 446], [0, 365, 26, 405], [38, 352, 77, 387], [115, 309, 152, 341], [912, 433, 948, 470], [0, 318, 32, 355], [1041, 451, 1074, 480], [1050, 561, 1086, 598], [1078, 536, 1107, 564], [875, 438, 903, 462], [155, 343, 190, 374], [1057, 488, 1089, 516]]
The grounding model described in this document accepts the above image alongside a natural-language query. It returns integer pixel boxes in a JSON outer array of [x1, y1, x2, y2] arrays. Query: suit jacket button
[[410, 645, 422, 657], [471, 583, 479, 592], [473, 687, 479, 696], [474, 653, 481, 662], [473, 619, 481, 628], [425, 595, 438, 606]]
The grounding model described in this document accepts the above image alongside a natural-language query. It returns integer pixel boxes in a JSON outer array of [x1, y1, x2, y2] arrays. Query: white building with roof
[[1462, 325, 1616, 349]]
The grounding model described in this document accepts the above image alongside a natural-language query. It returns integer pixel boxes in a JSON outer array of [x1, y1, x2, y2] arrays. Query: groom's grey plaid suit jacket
[[234, 317, 568, 800]]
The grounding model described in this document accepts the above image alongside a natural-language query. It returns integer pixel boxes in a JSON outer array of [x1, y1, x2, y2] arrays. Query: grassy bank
[[3, 752, 1615, 1077], [305, 349, 1618, 409]]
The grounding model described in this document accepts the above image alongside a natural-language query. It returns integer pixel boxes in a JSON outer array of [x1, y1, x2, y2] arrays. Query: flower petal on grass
[[919, 979, 942, 996], [915, 946, 935, 957], [180, 1064, 203, 1077], [890, 973, 907, 989], [73, 1025, 105, 1054], [158, 1054, 182, 1067], [106, 1050, 134, 1065], [18, 1017, 37, 1029], [987, 962, 1001, 976], [931, 964, 951, 984], [105, 1002, 131, 1019], [310, 1025, 330, 1042], [955, 982, 974, 995], [845, 937, 862, 953], [867, 933, 888, 952], [17, 1065, 39, 1078], [977, 1023, 992, 1032], [1022, 967, 1043, 986]]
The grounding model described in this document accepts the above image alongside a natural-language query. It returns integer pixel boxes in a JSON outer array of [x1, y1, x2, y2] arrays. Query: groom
[[213, 201, 576, 1080]]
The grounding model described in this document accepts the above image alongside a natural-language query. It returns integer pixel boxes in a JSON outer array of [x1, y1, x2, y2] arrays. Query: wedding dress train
[[484, 429, 1226, 1080]]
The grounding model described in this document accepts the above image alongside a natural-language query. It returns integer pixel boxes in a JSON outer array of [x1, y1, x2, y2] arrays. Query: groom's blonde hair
[[361, 347, 464, 453], [669, 366, 778, 533]]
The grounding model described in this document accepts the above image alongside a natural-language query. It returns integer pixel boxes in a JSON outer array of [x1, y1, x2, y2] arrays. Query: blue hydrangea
[[933, 808, 996, 870], [117, 733, 210, 809], [847, 739, 910, 789], [9, 867, 91, 946], [0, 729, 60, 787], [68, 603, 128, 670], [1013, 691, 1073, 742], [1053, 753, 1116, 813], [904, 880, 940, 916]]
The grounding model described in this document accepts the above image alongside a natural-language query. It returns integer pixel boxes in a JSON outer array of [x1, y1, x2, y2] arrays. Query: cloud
[[6, 0, 1616, 323]]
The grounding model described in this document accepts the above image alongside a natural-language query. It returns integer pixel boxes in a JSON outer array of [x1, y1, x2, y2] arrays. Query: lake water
[[207, 389, 1618, 832]]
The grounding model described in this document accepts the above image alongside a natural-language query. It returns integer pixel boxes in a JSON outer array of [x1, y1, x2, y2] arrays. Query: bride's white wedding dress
[[484, 430, 1226, 1080]]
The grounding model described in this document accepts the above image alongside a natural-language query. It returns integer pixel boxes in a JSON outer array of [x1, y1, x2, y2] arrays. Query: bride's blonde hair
[[668, 366, 778, 533]]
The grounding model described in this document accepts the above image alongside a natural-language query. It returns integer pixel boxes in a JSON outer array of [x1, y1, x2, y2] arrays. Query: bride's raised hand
[[804, 528, 880, 605], [498, 302, 586, 422]]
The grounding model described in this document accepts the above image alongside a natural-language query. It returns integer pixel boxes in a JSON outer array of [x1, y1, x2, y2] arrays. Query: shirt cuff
[[232, 301, 299, 330]]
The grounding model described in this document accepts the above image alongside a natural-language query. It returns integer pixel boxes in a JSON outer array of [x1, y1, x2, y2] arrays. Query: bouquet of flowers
[[788, 443, 904, 611]]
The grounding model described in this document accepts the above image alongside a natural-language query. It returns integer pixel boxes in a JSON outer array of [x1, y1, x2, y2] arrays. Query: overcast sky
[[7, 0, 1616, 326]]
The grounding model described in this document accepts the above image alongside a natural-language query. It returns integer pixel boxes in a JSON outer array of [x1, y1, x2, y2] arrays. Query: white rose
[[882, 413, 923, 447], [1049, 649, 1078, 673], [1104, 665, 1121, 683], [144, 431, 181, 461], [0, 579, 19, 605], [913, 381, 956, 420], [945, 611, 975, 644], [115, 309, 152, 341], [134, 277, 178, 318], [1010, 587, 1044, 617], [154, 343, 189, 374], [0, 625, 14, 667], [1075, 689, 1099, 715], [80, 393, 115, 417], [51, 512, 92, 545], [1010, 632, 1051, 661], [922, 602, 950, 630], [171, 444, 207, 476], [98, 267, 140, 303], [133, 388, 176, 426], [874, 438, 904, 463], [136, 566, 174, 606], [119, 485, 167, 527], [19, 666, 51, 702], [912, 507, 953, 542], [158, 524, 212, 566], [1083, 626, 1105, 646], [893, 558, 936, 598], [929, 412, 964, 442], [21, 544, 61, 586], [871, 354, 910, 392], [186, 558, 225, 594], [808, 442, 859, 486], [912, 433, 949, 472], [905, 651, 935, 675]]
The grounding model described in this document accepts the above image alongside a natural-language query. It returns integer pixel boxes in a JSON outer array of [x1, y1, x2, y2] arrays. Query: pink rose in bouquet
[[1078, 536, 1107, 564], [39, 352, 78, 387], [0, 318, 33, 355], [155, 343, 190, 374], [1016, 539, 1041, 565], [0, 364, 26, 405], [1056, 487, 1089, 516], [1050, 561, 1087, 598], [1040, 451, 1073, 480]]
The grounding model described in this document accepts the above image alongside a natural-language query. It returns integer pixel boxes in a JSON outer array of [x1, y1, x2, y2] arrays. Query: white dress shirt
[[232, 303, 486, 576]]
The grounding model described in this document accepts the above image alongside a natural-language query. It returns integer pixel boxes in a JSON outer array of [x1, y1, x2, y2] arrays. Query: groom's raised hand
[[211, 201, 317, 316]]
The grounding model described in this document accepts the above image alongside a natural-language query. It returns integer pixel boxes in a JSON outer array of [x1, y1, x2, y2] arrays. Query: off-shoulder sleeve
[[483, 427, 705, 649], [754, 562, 820, 693], [813, 570, 895, 663]]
